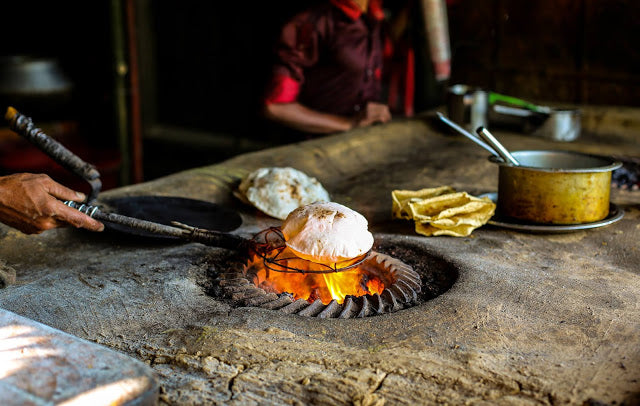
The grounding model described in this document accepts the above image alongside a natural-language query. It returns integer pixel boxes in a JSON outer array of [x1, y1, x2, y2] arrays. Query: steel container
[[490, 150, 621, 224], [531, 108, 581, 142], [446, 84, 487, 132]]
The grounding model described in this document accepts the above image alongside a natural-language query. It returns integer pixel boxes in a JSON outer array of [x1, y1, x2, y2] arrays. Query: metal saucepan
[[447, 85, 582, 142], [490, 150, 622, 224], [488, 92, 582, 142], [492, 104, 581, 142]]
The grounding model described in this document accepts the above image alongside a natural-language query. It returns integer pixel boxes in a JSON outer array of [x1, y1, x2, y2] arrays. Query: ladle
[[436, 112, 498, 157], [476, 126, 520, 166]]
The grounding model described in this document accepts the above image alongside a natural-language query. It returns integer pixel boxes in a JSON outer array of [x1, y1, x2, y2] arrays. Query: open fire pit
[[213, 229, 452, 318]]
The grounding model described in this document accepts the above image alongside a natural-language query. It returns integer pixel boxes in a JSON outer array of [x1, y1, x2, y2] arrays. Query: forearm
[[263, 102, 353, 134]]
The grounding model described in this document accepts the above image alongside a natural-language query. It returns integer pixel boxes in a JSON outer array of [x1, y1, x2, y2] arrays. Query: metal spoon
[[436, 112, 498, 157], [475, 126, 520, 166]]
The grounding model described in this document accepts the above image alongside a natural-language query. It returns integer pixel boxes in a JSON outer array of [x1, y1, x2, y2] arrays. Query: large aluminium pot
[[490, 150, 621, 224]]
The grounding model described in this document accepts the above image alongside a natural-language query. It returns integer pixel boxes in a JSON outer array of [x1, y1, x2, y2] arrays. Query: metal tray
[[479, 192, 624, 233]]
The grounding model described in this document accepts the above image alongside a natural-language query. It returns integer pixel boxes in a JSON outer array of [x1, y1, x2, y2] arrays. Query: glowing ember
[[246, 247, 387, 304]]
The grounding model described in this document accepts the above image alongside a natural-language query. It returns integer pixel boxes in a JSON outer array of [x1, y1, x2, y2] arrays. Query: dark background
[[0, 0, 638, 192]]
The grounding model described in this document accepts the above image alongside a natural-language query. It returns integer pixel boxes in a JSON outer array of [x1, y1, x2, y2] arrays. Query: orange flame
[[247, 248, 385, 304]]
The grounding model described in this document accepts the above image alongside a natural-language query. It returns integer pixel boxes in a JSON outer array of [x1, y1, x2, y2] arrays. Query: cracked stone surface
[[0, 107, 639, 405]]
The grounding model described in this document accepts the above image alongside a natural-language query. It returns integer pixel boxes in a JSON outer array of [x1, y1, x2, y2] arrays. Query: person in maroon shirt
[[263, 0, 392, 135]]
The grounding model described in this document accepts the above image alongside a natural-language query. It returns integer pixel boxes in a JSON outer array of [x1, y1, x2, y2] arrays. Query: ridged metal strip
[[338, 296, 358, 318], [259, 294, 295, 310], [221, 251, 421, 318], [297, 299, 327, 317], [317, 300, 342, 318], [279, 299, 311, 314], [245, 292, 279, 306]]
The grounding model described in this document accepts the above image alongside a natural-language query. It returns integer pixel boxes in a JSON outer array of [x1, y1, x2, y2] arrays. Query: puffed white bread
[[236, 167, 330, 220], [281, 202, 374, 264]]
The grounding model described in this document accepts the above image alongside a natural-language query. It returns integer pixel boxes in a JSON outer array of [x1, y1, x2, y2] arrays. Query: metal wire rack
[[250, 227, 371, 274]]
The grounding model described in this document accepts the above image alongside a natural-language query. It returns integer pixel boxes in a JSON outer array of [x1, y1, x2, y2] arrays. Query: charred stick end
[[5, 106, 18, 123], [4, 106, 102, 202]]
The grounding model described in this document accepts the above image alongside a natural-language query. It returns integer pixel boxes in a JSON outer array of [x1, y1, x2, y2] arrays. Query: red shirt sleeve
[[264, 14, 320, 105], [265, 75, 301, 104]]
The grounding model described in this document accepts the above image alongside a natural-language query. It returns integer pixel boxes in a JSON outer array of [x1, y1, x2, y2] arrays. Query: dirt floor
[[1, 107, 639, 405]]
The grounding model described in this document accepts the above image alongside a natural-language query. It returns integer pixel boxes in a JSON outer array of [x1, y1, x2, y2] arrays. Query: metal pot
[[490, 150, 622, 224], [0, 55, 73, 118], [492, 105, 581, 142]]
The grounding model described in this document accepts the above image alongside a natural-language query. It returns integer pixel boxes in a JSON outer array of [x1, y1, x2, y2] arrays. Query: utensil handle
[[436, 112, 498, 157], [488, 92, 550, 114], [476, 127, 520, 166], [492, 104, 535, 117]]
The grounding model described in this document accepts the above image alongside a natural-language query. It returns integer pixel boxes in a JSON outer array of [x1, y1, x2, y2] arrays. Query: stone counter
[[0, 107, 639, 405]]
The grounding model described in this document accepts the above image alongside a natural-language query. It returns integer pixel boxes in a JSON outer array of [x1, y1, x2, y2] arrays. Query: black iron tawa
[[99, 195, 242, 240]]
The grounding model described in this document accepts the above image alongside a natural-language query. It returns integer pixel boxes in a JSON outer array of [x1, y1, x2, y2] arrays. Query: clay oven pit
[[214, 231, 456, 318], [1, 112, 639, 405]]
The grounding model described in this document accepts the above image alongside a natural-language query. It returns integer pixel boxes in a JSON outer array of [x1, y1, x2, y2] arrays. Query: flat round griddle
[[100, 196, 242, 240]]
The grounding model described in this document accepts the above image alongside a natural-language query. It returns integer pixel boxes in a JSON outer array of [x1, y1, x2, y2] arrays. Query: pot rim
[[489, 150, 622, 173]]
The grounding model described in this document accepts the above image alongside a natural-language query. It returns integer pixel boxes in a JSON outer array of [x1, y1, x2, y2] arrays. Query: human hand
[[353, 102, 392, 128], [0, 173, 104, 234]]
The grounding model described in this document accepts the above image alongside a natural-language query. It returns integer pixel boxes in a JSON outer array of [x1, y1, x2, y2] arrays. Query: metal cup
[[446, 84, 488, 132]]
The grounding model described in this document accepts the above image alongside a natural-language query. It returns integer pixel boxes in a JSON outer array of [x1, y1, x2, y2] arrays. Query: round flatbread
[[237, 167, 330, 220], [281, 202, 374, 264]]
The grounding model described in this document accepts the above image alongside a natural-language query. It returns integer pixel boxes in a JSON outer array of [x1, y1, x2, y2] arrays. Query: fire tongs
[[4, 106, 246, 251]]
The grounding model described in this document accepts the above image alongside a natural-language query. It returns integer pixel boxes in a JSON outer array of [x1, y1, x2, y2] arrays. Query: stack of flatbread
[[236, 167, 331, 220], [281, 202, 374, 265], [392, 186, 495, 237]]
